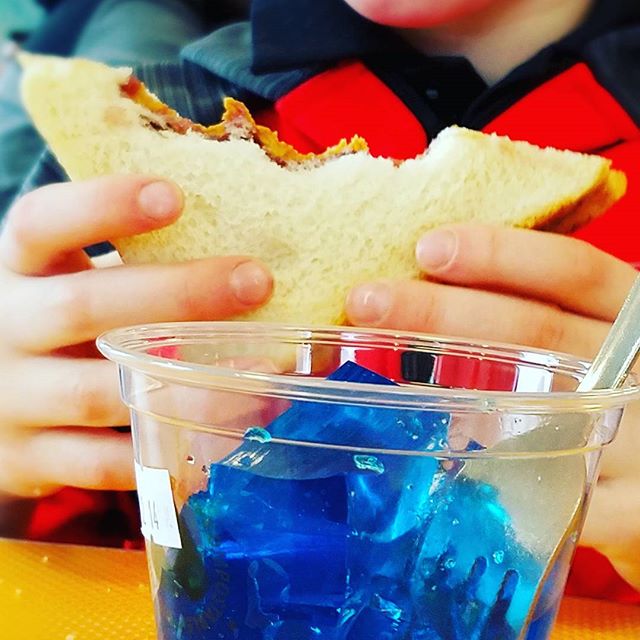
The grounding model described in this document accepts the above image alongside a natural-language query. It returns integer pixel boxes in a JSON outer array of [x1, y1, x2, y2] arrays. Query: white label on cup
[[134, 462, 182, 549]]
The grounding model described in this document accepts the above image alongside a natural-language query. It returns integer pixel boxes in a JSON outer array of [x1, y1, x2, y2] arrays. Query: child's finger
[[0, 175, 183, 276], [581, 475, 640, 590], [415, 224, 637, 322], [0, 428, 134, 498], [4, 256, 273, 352], [346, 277, 609, 359], [0, 357, 128, 428]]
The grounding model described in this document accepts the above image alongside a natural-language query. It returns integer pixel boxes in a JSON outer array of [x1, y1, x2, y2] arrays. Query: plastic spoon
[[578, 274, 640, 392]]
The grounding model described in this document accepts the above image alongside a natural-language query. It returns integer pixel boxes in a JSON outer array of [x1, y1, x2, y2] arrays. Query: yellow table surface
[[1, 538, 640, 640]]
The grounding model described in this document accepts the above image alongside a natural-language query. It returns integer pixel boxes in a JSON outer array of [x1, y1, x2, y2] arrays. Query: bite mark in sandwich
[[120, 75, 369, 167]]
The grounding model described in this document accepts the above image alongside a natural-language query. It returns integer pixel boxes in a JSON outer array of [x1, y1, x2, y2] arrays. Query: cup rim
[[97, 322, 640, 414]]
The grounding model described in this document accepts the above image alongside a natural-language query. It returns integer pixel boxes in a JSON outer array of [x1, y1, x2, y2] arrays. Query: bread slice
[[19, 54, 626, 325]]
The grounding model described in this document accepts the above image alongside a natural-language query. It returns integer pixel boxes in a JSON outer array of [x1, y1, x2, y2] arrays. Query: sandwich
[[19, 54, 626, 325]]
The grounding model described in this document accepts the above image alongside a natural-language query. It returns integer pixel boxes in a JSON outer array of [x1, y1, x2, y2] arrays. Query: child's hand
[[346, 224, 636, 356], [346, 223, 640, 588], [0, 176, 273, 498]]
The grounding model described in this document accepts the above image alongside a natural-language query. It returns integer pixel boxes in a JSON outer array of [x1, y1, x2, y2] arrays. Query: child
[[0, 0, 639, 603]]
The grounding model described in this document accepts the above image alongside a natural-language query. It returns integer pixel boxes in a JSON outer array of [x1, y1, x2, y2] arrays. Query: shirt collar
[[250, 0, 640, 73]]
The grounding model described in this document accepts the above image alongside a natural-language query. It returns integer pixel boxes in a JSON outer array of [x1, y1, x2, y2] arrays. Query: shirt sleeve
[[72, 0, 208, 66], [0, 0, 212, 222], [0, 61, 46, 219]]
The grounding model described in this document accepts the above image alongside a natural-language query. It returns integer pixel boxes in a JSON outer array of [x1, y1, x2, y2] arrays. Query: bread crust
[[535, 169, 627, 233], [122, 77, 369, 166]]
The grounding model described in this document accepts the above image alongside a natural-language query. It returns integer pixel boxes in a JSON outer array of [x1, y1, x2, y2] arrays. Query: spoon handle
[[578, 274, 640, 392]]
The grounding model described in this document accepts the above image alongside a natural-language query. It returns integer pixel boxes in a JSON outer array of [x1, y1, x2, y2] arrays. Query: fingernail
[[230, 261, 273, 305], [416, 229, 457, 271], [347, 283, 393, 324], [138, 181, 182, 220]]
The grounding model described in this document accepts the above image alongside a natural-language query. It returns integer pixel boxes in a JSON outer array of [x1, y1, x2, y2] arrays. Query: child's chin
[[343, 0, 489, 28]]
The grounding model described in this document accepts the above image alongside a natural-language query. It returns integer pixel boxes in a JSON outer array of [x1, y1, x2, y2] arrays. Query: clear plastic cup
[[98, 322, 639, 640]]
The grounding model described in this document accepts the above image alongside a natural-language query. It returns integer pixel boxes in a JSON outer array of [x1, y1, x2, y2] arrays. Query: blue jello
[[156, 362, 544, 639]]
